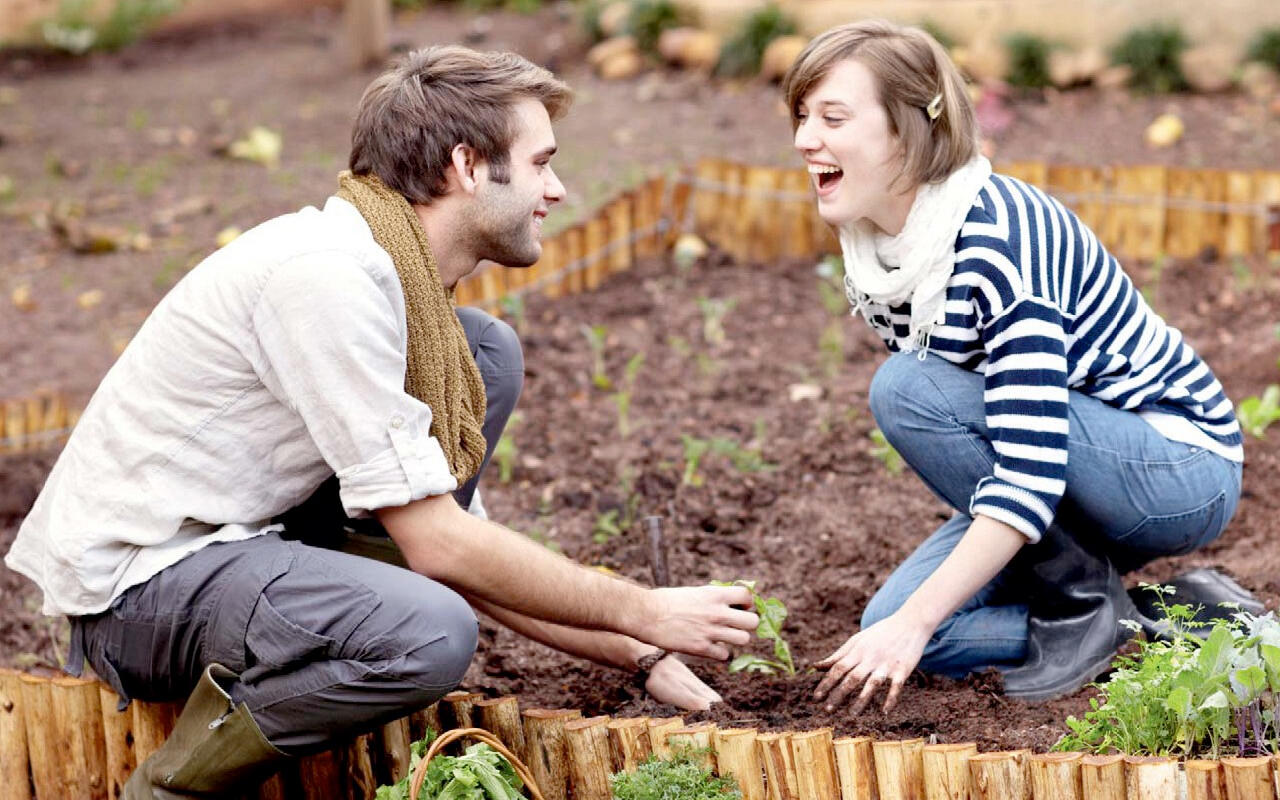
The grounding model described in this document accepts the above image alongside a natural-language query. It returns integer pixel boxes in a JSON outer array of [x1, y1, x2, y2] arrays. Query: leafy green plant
[[868, 428, 904, 475], [1110, 24, 1189, 93], [815, 256, 848, 317], [625, 0, 683, 57], [612, 352, 646, 437], [697, 297, 737, 346], [499, 293, 527, 336], [711, 579, 796, 676], [1237, 385, 1280, 439], [593, 466, 641, 544], [1004, 33, 1055, 89], [493, 412, 523, 484], [1246, 27, 1280, 73], [1054, 586, 1280, 758], [679, 434, 776, 486], [680, 434, 712, 486], [716, 2, 797, 78], [818, 322, 845, 378], [581, 323, 612, 390], [40, 0, 183, 54], [611, 751, 742, 800]]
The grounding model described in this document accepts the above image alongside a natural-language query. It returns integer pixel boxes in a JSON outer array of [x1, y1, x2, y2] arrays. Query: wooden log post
[[1028, 751, 1082, 800], [606, 718, 652, 773], [522, 709, 581, 800], [692, 159, 725, 242], [779, 168, 816, 260], [739, 165, 779, 265], [478, 265, 505, 314], [757, 732, 798, 800], [968, 750, 1030, 800], [130, 699, 179, 765], [1124, 756, 1177, 800], [1166, 168, 1226, 259], [714, 729, 764, 800], [608, 193, 634, 274], [1256, 170, 1280, 255], [97, 684, 133, 800], [1001, 161, 1049, 189], [407, 702, 442, 743], [666, 723, 716, 772], [832, 736, 875, 800], [1221, 756, 1273, 800], [1114, 165, 1168, 262], [341, 734, 377, 800], [583, 213, 609, 291], [342, 0, 389, 69], [667, 169, 694, 247], [634, 176, 665, 257], [563, 224, 587, 296], [0, 670, 32, 800], [1079, 754, 1125, 800], [922, 742, 976, 800], [52, 676, 109, 800], [18, 674, 58, 800], [297, 749, 343, 800], [442, 690, 484, 730], [1224, 171, 1256, 257], [872, 738, 925, 800], [1048, 164, 1106, 238], [373, 717, 412, 787], [536, 234, 565, 299], [645, 716, 684, 760], [1185, 759, 1226, 800], [565, 716, 613, 800], [789, 728, 838, 800], [4, 400, 26, 455], [476, 697, 526, 757]]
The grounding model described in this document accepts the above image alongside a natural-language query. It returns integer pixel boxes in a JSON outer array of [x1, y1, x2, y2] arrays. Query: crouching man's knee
[[377, 587, 478, 700]]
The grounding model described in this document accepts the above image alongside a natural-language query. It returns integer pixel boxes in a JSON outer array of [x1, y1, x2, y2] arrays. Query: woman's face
[[793, 58, 907, 230]]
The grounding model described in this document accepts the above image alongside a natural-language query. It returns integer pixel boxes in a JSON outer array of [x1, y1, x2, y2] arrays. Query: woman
[[781, 21, 1245, 713]]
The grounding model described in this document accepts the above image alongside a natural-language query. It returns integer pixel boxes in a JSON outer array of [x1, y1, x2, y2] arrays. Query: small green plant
[[594, 466, 641, 545], [818, 321, 845, 378], [493, 412, 523, 484], [1237, 385, 1280, 439], [711, 579, 796, 676], [612, 352, 646, 437], [1110, 24, 1189, 93], [1055, 586, 1280, 758], [679, 434, 776, 485], [868, 428, 904, 475], [499, 293, 526, 335], [697, 297, 737, 346], [917, 19, 956, 51], [626, 0, 683, 57], [815, 256, 848, 317], [716, 2, 798, 78], [375, 728, 527, 800], [581, 323, 612, 390], [40, 0, 183, 54], [680, 434, 712, 486], [1004, 33, 1055, 89], [1246, 27, 1280, 73], [611, 751, 742, 800]]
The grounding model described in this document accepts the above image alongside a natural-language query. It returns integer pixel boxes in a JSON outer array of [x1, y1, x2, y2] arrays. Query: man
[[5, 46, 757, 798]]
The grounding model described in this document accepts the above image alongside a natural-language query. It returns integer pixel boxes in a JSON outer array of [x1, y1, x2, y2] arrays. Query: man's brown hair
[[349, 46, 572, 204], [782, 20, 977, 189]]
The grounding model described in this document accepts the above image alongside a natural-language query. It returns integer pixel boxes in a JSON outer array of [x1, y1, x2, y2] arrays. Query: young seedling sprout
[[711, 579, 796, 677], [581, 323, 612, 390]]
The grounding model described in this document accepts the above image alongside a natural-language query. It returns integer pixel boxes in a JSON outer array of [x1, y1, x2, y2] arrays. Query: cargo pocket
[[244, 594, 337, 670]]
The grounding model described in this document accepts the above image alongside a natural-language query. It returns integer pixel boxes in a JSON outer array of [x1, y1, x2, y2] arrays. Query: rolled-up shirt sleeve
[[251, 250, 458, 515]]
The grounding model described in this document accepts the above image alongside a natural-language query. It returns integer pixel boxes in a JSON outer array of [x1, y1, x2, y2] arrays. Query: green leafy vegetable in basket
[[375, 730, 526, 800]]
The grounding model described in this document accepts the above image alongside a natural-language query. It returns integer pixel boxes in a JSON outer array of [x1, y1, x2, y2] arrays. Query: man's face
[[469, 98, 566, 268]]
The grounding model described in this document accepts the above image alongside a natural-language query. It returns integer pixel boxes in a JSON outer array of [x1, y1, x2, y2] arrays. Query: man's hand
[[636, 585, 758, 660], [812, 612, 932, 713], [644, 656, 723, 711]]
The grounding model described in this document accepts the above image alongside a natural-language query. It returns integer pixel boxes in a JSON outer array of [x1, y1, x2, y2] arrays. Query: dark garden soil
[[2, 2, 1280, 752]]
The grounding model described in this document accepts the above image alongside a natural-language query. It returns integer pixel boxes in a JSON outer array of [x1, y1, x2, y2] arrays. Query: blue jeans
[[861, 352, 1243, 678]]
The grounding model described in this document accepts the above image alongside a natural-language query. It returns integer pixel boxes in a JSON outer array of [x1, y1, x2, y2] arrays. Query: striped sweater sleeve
[[967, 261, 1070, 543]]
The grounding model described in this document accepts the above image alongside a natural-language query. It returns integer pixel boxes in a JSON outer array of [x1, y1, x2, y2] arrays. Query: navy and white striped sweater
[[860, 173, 1243, 541]]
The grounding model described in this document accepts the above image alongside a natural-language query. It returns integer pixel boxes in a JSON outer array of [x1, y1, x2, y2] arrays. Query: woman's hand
[[644, 655, 723, 710], [813, 612, 933, 713]]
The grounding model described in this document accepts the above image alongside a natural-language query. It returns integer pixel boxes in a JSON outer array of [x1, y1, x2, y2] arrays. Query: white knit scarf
[[838, 156, 992, 356]]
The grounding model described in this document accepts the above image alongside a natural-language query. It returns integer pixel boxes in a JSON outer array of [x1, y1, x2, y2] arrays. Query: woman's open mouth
[[809, 163, 844, 197]]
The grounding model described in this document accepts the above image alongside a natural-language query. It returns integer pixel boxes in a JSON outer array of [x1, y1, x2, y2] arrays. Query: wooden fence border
[[10, 676, 1280, 800], [6, 158, 1278, 455]]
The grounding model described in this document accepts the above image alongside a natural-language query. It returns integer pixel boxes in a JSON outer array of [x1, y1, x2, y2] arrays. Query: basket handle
[[408, 727, 547, 800]]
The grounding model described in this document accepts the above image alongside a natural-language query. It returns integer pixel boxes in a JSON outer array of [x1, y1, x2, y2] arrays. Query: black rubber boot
[[1128, 567, 1264, 638], [1002, 525, 1140, 702]]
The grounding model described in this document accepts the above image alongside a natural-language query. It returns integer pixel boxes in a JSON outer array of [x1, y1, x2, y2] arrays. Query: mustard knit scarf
[[336, 171, 487, 486]]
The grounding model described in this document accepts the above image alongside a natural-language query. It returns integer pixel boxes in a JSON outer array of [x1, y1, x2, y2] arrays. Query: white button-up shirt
[[6, 197, 464, 616]]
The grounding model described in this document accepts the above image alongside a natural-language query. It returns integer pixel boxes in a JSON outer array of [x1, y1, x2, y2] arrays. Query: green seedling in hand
[[711, 579, 796, 677]]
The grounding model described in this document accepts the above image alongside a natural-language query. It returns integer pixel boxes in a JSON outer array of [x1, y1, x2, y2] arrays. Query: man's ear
[[449, 144, 479, 195]]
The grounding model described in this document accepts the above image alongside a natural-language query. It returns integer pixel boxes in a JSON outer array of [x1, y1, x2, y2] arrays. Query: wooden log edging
[[15, 677, 1280, 799]]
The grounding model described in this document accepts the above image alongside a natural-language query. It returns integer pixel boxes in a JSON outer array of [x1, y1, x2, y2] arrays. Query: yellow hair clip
[[926, 93, 943, 121]]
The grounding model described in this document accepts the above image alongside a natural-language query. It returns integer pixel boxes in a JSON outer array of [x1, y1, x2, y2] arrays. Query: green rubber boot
[[122, 664, 287, 799]]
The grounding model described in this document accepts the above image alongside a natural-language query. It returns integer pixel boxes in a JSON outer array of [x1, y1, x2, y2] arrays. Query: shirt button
[[390, 414, 405, 429]]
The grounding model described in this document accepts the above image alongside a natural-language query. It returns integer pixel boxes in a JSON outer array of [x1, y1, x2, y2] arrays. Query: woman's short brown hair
[[781, 20, 977, 189], [349, 46, 572, 204]]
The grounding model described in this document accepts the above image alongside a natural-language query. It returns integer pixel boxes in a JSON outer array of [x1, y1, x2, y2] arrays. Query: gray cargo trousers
[[68, 307, 523, 753]]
